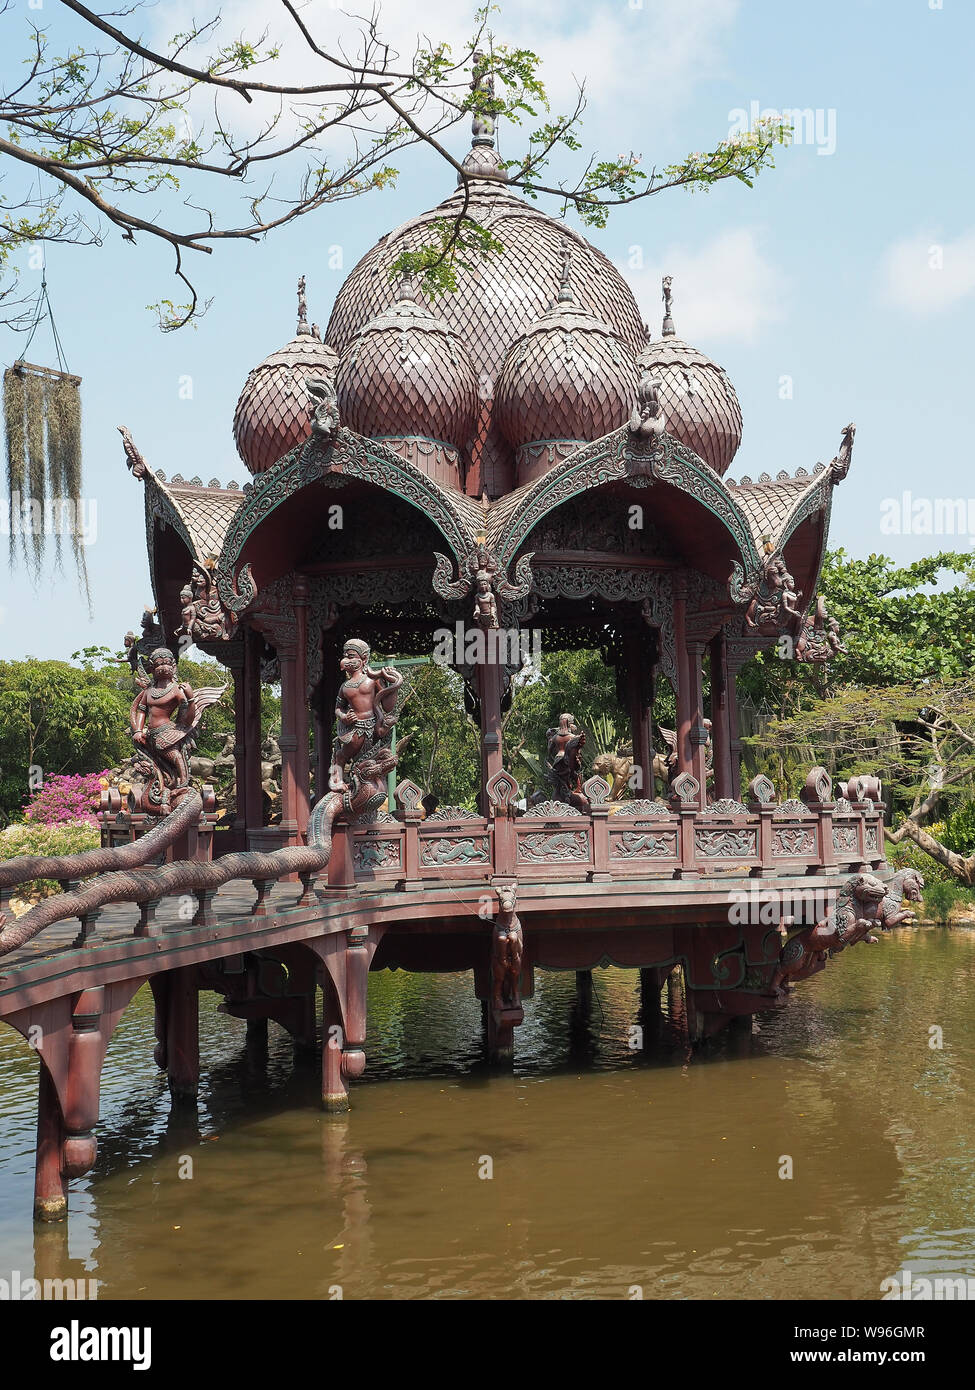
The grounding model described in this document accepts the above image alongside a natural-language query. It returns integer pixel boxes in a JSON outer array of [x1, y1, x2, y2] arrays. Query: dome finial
[[458, 51, 507, 183], [661, 275, 676, 337], [297, 275, 311, 336], [556, 244, 575, 305], [470, 51, 496, 150]]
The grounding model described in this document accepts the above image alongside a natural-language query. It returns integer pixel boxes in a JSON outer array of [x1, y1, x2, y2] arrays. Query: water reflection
[[0, 926, 973, 1299]]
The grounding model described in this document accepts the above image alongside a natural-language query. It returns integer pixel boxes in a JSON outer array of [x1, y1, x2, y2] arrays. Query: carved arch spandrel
[[487, 427, 761, 577], [214, 430, 481, 615]]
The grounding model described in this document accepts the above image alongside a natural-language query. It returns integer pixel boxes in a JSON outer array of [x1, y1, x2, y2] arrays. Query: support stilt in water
[[575, 969, 593, 1012], [34, 1063, 66, 1223], [165, 967, 199, 1107], [638, 967, 665, 1044], [483, 998, 518, 1065]]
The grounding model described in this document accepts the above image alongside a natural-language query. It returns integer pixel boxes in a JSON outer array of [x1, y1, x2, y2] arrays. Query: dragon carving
[[768, 869, 923, 999]]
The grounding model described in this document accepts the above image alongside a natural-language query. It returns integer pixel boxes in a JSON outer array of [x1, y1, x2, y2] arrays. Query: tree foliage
[[745, 549, 975, 884]]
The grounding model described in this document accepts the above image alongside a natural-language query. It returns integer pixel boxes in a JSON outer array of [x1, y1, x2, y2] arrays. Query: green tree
[[0, 654, 130, 820]]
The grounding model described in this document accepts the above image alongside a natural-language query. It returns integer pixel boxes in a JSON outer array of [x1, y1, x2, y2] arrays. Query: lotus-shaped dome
[[635, 276, 742, 476], [335, 282, 479, 490], [324, 142, 645, 496], [233, 278, 338, 475], [494, 250, 640, 485]]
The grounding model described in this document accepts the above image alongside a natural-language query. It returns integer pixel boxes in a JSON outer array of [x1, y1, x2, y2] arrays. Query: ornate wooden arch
[[486, 427, 762, 576], [214, 428, 483, 613]]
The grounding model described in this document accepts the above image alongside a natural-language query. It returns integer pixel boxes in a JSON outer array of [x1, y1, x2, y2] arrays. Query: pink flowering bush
[[22, 771, 109, 827]]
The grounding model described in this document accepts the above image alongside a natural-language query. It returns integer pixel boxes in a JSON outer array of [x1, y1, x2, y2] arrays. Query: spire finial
[[470, 50, 496, 149], [661, 275, 676, 337], [556, 244, 575, 305], [297, 275, 311, 336]]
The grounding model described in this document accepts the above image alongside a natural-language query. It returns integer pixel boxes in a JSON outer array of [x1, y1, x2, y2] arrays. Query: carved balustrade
[[81, 767, 888, 944]]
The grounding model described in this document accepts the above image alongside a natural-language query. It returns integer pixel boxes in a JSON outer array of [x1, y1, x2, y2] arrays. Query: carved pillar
[[278, 648, 299, 845], [687, 643, 709, 799], [242, 626, 264, 831], [293, 577, 311, 838], [709, 628, 739, 800], [476, 659, 504, 811], [224, 642, 247, 837], [623, 627, 653, 796], [673, 578, 693, 781]]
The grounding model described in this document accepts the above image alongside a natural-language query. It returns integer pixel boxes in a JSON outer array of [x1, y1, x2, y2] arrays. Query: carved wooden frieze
[[833, 826, 859, 855], [419, 836, 490, 866], [695, 828, 757, 858], [353, 838, 402, 870], [518, 830, 590, 863], [773, 828, 816, 857], [610, 829, 678, 859]]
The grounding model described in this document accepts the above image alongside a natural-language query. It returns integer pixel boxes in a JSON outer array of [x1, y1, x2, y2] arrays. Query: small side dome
[[335, 279, 479, 490], [635, 276, 742, 476], [233, 277, 338, 474], [495, 248, 639, 485]]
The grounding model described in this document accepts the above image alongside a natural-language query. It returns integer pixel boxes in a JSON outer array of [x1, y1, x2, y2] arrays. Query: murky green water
[[1, 927, 974, 1300]]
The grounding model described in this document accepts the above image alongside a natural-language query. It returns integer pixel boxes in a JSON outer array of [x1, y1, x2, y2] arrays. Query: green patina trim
[[493, 428, 761, 572]]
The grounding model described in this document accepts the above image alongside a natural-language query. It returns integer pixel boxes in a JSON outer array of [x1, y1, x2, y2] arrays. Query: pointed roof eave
[[212, 426, 485, 615], [486, 425, 762, 578], [121, 425, 247, 605]]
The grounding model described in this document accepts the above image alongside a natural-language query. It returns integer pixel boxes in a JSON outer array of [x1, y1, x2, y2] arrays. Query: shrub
[[920, 877, 973, 924], [941, 800, 975, 857], [22, 771, 108, 826], [0, 818, 100, 903]]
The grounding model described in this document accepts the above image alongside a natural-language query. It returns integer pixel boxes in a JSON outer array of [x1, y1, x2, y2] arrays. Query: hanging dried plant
[[3, 366, 26, 565], [24, 368, 46, 571], [2, 362, 86, 596]]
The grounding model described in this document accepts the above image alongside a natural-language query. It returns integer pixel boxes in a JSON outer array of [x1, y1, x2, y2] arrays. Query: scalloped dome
[[325, 159, 646, 496], [495, 256, 640, 485], [335, 285, 479, 490], [233, 279, 338, 475], [635, 277, 742, 476]]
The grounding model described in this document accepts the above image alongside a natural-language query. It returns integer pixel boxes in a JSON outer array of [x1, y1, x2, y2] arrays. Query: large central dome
[[325, 147, 647, 496]]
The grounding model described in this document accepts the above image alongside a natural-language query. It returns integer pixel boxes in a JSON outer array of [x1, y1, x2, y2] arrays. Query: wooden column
[[673, 579, 693, 781], [623, 628, 653, 797], [686, 642, 709, 799], [165, 967, 199, 1107], [242, 627, 264, 832], [34, 1064, 66, 1222], [709, 628, 738, 800], [293, 577, 311, 838], [476, 659, 504, 810]]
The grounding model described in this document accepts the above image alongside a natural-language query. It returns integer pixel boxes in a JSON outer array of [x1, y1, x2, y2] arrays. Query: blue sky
[[1, 0, 973, 660]]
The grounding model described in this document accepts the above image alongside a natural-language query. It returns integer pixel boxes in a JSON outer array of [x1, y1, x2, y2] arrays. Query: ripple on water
[[1, 926, 974, 1299]]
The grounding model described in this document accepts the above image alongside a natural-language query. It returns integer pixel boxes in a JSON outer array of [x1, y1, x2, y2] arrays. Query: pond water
[[1, 926, 974, 1300]]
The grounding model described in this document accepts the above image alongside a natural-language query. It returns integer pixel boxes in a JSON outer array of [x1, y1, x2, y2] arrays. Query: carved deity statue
[[732, 552, 803, 631], [129, 647, 226, 808], [473, 570, 500, 629], [117, 606, 166, 677], [177, 563, 237, 645], [628, 370, 666, 440], [491, 882, 524, 1013], [793, 594, 847, 663], [546, 713, 588, 808], [330, 639, 404, 792]]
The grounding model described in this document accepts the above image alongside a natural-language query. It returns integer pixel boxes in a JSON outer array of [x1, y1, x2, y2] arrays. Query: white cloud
[[880, 230, 975, 315], [151, 0, 741, 153], [625, 228, 788, 344]]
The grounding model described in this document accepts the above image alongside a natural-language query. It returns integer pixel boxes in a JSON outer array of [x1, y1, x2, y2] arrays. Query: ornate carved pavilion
[[124, 112, 853, 852]]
